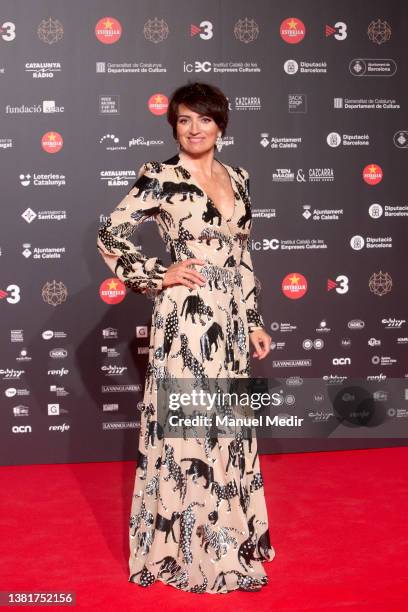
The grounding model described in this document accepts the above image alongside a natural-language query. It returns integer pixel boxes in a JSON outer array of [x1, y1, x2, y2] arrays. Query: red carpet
[[1, 447, 408, 611]]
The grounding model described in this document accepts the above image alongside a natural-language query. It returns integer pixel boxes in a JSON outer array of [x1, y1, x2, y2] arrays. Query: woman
[[97, 82, 275, 593]]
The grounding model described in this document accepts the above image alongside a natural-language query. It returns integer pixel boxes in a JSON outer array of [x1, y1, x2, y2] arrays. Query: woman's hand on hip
[[162, 258, 207, 290]]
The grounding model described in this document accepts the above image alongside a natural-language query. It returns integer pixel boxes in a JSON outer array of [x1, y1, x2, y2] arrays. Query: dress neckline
[[174, 153, 238, 223]]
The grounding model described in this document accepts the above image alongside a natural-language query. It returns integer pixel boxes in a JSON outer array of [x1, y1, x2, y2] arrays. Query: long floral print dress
[[97, 152, 276, 593]]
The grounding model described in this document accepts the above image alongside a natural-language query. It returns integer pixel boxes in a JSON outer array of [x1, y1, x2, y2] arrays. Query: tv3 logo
[[0, 285, 21, 303], [327, 275, 349, 294], [325, 22, 347, 40], [190, 21, 213, 40], [1, 21, 16, 42]]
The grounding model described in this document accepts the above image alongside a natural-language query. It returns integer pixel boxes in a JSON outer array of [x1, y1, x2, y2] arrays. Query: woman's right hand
[[162, 258, 207, 290]]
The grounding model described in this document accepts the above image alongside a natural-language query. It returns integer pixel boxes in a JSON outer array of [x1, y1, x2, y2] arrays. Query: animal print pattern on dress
[[196, 524, 243, 562], [97, 153, 275, 594]]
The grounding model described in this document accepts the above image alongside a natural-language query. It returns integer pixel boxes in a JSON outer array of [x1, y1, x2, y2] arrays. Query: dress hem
[[128, 548, 276, 595]]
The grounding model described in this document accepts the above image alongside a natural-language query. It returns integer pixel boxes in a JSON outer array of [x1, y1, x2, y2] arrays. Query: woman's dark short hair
[[167, 81, 229, 139]]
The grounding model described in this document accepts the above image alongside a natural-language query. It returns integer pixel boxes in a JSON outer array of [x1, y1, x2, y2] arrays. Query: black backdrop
[[1, 0, 407, 465]]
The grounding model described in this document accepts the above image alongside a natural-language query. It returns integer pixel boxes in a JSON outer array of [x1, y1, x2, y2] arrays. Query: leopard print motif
[[98, 152, 274, 593], [196, 523, 243, 561], [210, 479, 239, 512], [162, 443, 187, 502], [180, 501, 205, 564]]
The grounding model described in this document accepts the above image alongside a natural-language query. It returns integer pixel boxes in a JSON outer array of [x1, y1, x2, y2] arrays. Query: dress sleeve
[[97, 161, 168, 299], [239, 167, 265, 332]]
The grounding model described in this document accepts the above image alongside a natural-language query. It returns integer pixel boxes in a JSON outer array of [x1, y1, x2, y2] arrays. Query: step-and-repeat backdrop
[[1, 0, 407, 465]]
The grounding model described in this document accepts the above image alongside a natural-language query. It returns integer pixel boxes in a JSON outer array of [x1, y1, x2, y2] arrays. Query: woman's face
[[175, 103, 221, 155]]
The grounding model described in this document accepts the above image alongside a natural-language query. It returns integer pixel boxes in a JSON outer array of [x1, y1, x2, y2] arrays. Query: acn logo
[[332, 357, 351, 365], [12, 424, 32, 433]]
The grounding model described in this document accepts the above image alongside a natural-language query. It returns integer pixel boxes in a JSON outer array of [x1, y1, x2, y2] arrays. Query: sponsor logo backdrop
[[1, 0, 407, 465]]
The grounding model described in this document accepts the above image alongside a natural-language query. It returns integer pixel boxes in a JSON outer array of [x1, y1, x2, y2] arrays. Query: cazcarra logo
[[49, 348, 67, 358], [12, 424, 32, 433], [332, 357, 351, 365]]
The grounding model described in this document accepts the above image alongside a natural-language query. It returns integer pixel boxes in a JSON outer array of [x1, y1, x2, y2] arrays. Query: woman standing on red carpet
[[97, 81, 275, 593]]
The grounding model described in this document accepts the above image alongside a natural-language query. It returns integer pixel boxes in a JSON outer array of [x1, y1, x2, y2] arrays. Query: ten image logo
[[280, 18, 306, 44], [95, 17, 122, 44]]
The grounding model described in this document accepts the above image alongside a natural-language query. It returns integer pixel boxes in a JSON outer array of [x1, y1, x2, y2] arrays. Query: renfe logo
[[49, 423, 70, 432]]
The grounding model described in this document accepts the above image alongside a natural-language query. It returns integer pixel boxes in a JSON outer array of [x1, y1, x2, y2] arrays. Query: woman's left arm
[[239, 168, 271, 359], [239, 168, 265, 332]]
